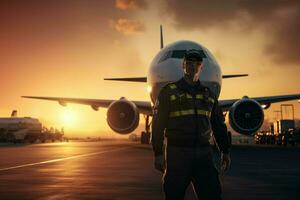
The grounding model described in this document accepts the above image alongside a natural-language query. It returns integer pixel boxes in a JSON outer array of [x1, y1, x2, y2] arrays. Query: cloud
[[115, 0, 147, 10], [113, 18, 145, 35], [164, 0, 300, 65]]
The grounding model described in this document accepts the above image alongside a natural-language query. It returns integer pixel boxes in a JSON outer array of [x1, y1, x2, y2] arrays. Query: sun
[[60, 109, 78, 127]]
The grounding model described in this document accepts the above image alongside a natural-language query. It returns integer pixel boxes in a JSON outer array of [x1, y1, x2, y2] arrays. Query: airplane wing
[[219, 94, 300, 112], [23, 93, 300, 116], [21, 96, 152, 115], [103, 74, 248, 83]]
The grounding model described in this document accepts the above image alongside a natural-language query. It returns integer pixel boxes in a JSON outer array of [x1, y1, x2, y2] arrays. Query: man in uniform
[[151, 49, 231, 200]]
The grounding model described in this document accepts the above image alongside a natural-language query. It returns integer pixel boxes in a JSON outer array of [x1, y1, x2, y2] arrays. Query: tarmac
[[0, 140, 300, 200]]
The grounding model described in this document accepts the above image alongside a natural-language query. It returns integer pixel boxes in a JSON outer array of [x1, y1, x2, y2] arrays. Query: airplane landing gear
[[141, 115, 151, 144]]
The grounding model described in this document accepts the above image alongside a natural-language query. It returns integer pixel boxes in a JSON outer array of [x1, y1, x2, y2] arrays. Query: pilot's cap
[[184, 49, 203, 62]]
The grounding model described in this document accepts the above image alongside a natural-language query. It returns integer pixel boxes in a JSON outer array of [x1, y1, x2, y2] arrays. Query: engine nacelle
[[106, 98, 139, 134], [229, 97, 264, 135]]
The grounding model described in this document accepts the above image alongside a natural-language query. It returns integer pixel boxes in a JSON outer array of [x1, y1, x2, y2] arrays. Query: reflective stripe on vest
[[169, 109, 211, 117], [196, 94, 215, 104], [170, 93, 214, 104], [170, 94, 193, 101]]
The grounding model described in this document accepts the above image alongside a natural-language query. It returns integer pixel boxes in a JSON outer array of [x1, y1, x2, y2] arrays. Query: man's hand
[[154, 155, 165, 172], [221, 153, 231, 173]]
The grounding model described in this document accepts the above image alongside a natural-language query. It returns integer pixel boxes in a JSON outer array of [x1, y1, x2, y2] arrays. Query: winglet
[[222, 74, 248, 79], [104, 77, 147, 82], [160, 24, 164, 49]]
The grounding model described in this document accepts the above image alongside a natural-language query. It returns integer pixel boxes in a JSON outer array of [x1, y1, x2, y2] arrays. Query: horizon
[[1, 0, 300, 137]]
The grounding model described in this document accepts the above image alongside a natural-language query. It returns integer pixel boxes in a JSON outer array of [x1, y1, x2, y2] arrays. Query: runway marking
[[0, 146, 135, 172]]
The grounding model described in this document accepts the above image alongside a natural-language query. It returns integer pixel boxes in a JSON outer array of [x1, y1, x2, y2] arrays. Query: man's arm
[[151, 87, 170, 156], [210, 97, 230, 154]]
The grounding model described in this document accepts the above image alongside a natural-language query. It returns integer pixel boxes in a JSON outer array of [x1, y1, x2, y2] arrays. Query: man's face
[[183, 60, 203, 82]]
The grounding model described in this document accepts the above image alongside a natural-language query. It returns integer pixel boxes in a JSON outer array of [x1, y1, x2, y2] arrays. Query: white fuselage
[[147, 40, 222, 104], [0, 117, 42, 131]]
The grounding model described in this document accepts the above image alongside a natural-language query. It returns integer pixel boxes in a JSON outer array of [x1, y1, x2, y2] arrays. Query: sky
[[0, 0, 300, 137]]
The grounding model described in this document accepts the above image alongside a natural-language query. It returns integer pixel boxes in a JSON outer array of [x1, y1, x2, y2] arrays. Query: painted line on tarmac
[[0, 146, 135, 172]]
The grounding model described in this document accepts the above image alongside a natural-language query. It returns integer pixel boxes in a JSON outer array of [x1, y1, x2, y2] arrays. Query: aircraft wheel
[[141, 131, 150, 144]]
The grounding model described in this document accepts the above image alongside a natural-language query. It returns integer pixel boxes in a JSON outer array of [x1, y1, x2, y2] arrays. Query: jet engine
[[229, 97, 264, 135], [106, 98, 139, 134]]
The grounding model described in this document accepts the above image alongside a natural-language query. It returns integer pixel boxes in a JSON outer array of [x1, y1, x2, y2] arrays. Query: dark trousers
[[163, 145, 222, 200]]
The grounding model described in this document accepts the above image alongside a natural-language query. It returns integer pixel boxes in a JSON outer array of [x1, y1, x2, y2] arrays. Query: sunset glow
[[60, 109, 78, 128], [0, 1, 299, 137]]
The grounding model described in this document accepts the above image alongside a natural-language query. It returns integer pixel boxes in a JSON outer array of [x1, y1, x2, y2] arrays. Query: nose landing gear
[[141, 115, 151, 144]]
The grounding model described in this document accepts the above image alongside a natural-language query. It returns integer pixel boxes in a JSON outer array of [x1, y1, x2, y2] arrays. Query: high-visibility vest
[[164, 82, 216, 145]]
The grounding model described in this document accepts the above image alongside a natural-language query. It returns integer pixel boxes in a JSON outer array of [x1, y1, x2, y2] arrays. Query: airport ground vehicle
[[281, 128, 300, 146], [254, 132, 276, 145], [254, 120, 300, 146], [0, 126, 66, 144]]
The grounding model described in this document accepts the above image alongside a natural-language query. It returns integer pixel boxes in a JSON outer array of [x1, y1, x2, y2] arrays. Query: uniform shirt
[[151, 77, 230, 156]]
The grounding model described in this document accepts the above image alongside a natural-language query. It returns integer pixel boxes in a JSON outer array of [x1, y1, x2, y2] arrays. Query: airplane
[[0, 110, 42, 143], [22, 25, 300, 144]]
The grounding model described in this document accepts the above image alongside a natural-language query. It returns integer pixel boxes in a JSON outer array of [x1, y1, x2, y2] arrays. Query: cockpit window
[[172, 50, 207, 59], [171, 50, 186, 58], [159, 49, 207, 63]]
